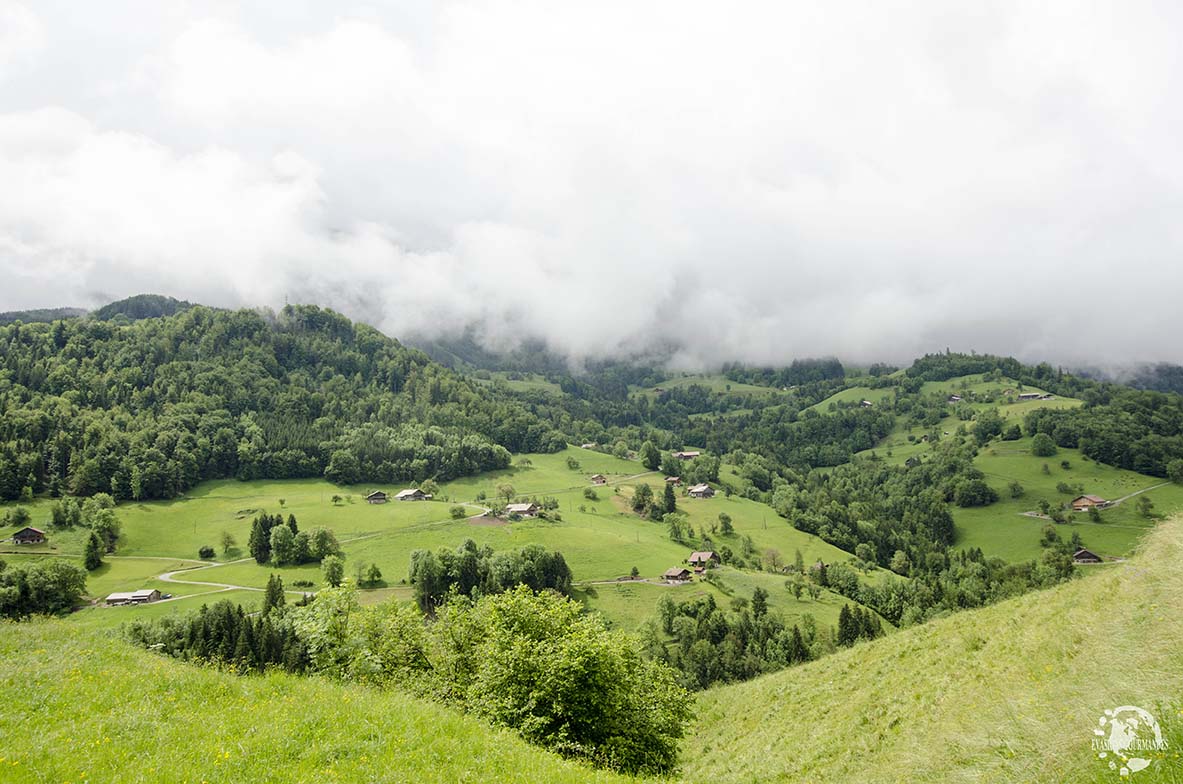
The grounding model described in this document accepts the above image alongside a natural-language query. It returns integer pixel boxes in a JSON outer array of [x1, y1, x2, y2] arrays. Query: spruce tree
[[751, 587, 768, 619], [663, 483, 677, 514], [262, 573, 286, 615], [837, 604, 853, 646], [287, 514, 298, 535], [83, 531, 104, 571], [248, 517, 270, 564]]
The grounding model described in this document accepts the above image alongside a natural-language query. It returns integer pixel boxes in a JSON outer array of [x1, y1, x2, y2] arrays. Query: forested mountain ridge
[[0, 304, 565, 501]]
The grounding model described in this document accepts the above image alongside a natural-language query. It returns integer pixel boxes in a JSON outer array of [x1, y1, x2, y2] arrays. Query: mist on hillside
[[2, 2, 1183, 367]]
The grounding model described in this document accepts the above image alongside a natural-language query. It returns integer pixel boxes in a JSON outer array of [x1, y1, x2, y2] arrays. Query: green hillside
[[0, 620, 633, 784], [1, 448, 882, 634], [683, 517, 1183, 783]]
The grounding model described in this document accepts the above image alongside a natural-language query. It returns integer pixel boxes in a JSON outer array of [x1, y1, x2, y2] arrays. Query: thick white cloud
[[2, 1, 1182, 366]]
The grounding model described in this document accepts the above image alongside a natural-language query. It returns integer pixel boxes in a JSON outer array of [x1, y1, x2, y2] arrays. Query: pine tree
[[248, 517, 270, 564], [837, 604, 854, 646], [663, 483, 677, 514], [287, 514, 298, 535], [83, 531, 104, 571], [262, 573, 286, 615], [751, 587, 768, 619]]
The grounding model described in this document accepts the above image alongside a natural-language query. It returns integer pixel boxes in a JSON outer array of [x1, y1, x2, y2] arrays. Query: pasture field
[[954, 438, 1182, 561], [574, 566, 875, 633], [0, 620, 632, 784], [807, 385, 894, 411], [630, 374, 784, 399], [683, 517, 1183, 784], [471, 371, 564, 395], [2, 448, 885, 633]]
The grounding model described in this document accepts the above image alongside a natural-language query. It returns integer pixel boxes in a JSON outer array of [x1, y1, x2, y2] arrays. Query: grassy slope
[[683, 517, 1183, 784], [0, 622, 633, 784], [574, 566, 864, 633], [954, 438, 1180, 561], [1, 448, 879, 632]]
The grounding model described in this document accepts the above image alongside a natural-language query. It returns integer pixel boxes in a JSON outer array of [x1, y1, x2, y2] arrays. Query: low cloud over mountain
[[2, 1, 1182, 367]]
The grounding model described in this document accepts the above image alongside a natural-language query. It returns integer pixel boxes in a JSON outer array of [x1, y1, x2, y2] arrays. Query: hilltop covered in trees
[[0, 304, 565, 500]]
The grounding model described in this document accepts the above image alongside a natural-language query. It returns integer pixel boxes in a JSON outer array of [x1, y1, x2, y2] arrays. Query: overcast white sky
[[2, 1, 1182, 366]]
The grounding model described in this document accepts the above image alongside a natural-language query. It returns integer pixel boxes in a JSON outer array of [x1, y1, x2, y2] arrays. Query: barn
[[11, 527, 46, 545]]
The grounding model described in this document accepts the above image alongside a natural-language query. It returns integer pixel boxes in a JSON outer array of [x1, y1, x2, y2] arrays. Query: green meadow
[[954, 438, 1180, 561], [807, 385, 895, 411], [631, 374, 785, 399], [2, 447, 886, 632], [0, 619, 633, 784], [683, 516, 1183, 784]]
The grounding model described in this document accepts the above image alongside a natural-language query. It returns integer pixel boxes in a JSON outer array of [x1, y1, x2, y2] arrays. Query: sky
[[2, 1, 1182, 368]]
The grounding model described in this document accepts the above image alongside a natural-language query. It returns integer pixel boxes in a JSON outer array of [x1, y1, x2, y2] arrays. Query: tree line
[[0, 304, 566, 501]]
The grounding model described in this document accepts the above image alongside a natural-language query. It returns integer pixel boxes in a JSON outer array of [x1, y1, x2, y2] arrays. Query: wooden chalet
[[395, 488, 431, 502], [673, 451, 701, 461], [11, 526, 46, 545], [664, 476, 682, 486], [365, 490, 388, 504], [687, 483, 715, 499], [663, 567, 692, 582], [1071, 494, 1107, 511], [687, 551, 720, 568], [589, 474, 607, 485], [505, 502, 540, 518], [1073, 548, 1104, 564]]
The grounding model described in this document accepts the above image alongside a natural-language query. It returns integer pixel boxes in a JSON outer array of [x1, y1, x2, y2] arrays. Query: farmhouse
[[395, 488, 431, 501], [580, 442, 598, 449], [105, 589, 162, 606], [1018, 392, 1041, 401], [673, 451, 701, 461], [948, 394, 962, 403], [688, 551, 720, 568], [688, 483, 715, 499], [1073, 548, 1104, 564], [11, 526, 46, 545], [860, 399, 874, 408], [663, 567, 692, 582], [365, 490, 388, 504], [665, 476, 682, 486], [589, 474, 607, 485], [505, 502, 540, 517], [1071, 495, 1108, 511]]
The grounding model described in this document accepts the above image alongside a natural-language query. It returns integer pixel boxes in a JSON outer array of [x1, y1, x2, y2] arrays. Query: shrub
[[1031, 433, 1057, 457], [198, 545, 216, 559]]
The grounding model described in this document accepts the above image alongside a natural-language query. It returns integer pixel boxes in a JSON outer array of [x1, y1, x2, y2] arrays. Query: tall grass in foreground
[[683, 516, 1183, 783], [0, 621, 635, 784]]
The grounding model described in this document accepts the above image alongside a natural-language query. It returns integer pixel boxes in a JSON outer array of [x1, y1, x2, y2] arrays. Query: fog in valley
[[2, 1, 1182, 367]]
